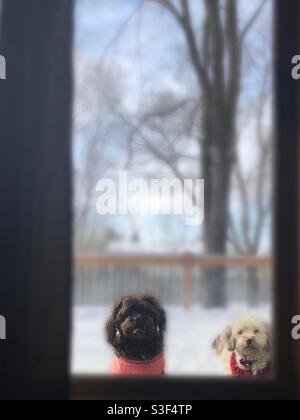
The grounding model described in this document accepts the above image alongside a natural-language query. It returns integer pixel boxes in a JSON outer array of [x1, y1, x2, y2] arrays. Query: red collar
[[110, 354, 165, 376], [230, 352, 271, 377]]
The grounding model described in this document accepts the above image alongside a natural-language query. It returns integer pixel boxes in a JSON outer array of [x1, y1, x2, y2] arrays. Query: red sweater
[[110, 354, 165, 376], [230, 352, 271, 377]]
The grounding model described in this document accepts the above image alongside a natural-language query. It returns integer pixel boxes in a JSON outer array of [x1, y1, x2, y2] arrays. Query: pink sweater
[[110, 354, 165, 376]]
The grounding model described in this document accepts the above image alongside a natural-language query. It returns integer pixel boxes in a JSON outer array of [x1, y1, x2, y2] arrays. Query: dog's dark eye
[[238, 330, 243, 335], [254, 330, 260, 334]]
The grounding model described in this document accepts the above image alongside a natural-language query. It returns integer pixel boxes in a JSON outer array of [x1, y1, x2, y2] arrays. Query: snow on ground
[[71, 304, 271, 376]]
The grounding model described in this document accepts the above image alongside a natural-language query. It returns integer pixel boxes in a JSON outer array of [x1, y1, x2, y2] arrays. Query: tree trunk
[[200, 1, 239, 307], [202, 114, 234, 307], [149, 0, 257, 308]]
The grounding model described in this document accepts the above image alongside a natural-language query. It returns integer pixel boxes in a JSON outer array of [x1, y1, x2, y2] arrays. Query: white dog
[[212, 314, 272, 377]]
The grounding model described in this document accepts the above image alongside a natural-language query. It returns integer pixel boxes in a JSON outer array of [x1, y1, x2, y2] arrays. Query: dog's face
[[106, 295, 166, 362], [227, 315, 271, 357]]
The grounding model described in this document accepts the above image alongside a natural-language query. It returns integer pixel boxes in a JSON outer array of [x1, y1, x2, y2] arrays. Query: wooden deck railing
[[75, 253, 272, 309]]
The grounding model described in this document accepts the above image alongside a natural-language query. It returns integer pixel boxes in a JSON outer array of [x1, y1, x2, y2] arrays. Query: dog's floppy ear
[[106, 297, 126, 345], [212, 335, 223, 356], [213, 325, 234, 355], [226, 327, 236, 352], [142, 295, 167, 333], [264, 322, 272, 353], [158, 305, 167, 333]]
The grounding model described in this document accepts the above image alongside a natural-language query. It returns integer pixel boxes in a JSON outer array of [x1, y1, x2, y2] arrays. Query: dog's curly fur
[[106, 295, 166, 362], [212, 314, 272, 376]]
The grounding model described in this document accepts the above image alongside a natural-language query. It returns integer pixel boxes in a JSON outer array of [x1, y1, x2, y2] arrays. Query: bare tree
[[229, 65, 272, 305], [134, 0, 267, 307], [74, 0, 270, 306], [74, 58, 123, 252], [114, 92, 200, 180]]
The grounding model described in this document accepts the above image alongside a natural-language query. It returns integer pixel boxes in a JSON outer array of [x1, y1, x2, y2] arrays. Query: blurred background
[[71, 0, 273, 376]]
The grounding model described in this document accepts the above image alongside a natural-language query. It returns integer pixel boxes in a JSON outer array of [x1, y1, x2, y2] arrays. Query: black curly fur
[[106, 295, 166, 362]]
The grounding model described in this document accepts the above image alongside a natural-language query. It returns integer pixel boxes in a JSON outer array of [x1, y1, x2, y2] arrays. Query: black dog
[[106, 295, 167, 375]]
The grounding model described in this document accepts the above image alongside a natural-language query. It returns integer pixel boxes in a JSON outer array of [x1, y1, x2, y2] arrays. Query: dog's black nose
[[247, 339, 253, 346], [132, 315, 143, 326]]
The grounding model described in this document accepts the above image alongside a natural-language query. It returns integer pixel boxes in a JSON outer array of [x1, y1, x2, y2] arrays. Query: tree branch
[[241, 0, 267, 40], [234, 163, 253, 251], [205, 0, 225, 99], [225, 0, 241, 123], [150, 0, 211, 97], [150, 0, 183, 22], [228, 216, 247, 255]]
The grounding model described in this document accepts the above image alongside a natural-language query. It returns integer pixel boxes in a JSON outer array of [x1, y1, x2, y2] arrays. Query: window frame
[[71, 0, 300, 400]]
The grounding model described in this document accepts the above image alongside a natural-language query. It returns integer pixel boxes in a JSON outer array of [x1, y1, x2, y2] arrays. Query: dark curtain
[[0, 0, 74, 400]]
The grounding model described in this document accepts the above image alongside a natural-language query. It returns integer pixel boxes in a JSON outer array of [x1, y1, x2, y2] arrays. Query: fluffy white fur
[[212, 314, 272, 376]]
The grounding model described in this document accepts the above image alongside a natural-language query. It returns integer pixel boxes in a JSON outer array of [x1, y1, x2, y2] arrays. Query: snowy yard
[[71, 304, 271, 376]]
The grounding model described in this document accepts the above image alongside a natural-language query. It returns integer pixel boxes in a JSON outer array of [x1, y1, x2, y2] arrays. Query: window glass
[[72, 0, 273, 377]]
